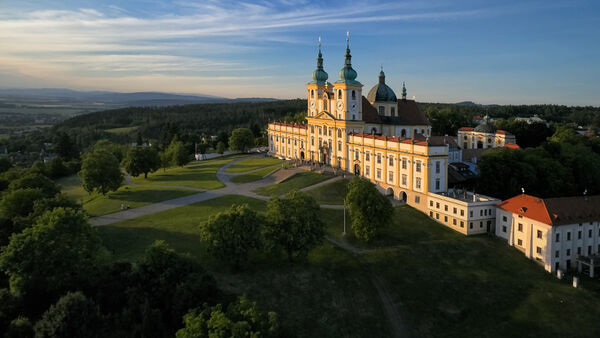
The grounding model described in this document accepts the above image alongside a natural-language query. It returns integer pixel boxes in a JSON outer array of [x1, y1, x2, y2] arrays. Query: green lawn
[[131, 154, 247, 189], [230, 166, 280, 184], [56, 175, 197, 217], [253, 171, 334, 197], [225, 157, 284, 173], [305, 178, 349, 205], [98, 195, 390, 337], [322, 205, 600, 337]]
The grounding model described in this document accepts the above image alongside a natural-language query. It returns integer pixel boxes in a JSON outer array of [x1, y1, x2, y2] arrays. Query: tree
[[5, 317, 34, 338], [54, 133, 79, 161], [176, 295, 280, 338], [0, 208, 103, 311], [92, 140, 126, 163], [0, 157, 12, 173], [8, 172, 59, 198], [216, 141, 226, 155], [79, 148, 123, 195], [264, 191, 324, 262], [166, 139, 189, 167], [0, 188, 45, 220], [229, 128, 254, 153], [124, 146, 161, 178], [34, 292, 103, 338], [345, 177, 393, 242], [200, 204, 262, 269]]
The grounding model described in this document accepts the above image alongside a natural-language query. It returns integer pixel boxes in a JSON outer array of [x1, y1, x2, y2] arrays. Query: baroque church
[[268, 37, 500, 235]]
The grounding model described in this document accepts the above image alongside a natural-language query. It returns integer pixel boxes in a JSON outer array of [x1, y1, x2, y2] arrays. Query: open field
[[305, 178, 349, 205], [253, 171, 334, 197], [225, 157, 284, 173], [57, 175, 196, 217], [98, 195, 390, 337], [321, 206, 600, 337], [230, 166, 280, 184], [130, 154, 247, 189]]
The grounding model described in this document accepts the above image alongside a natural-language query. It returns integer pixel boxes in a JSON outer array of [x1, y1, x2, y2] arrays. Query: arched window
[[352, 90, 356, 99], [338, 90, 342, 98], [311, 90, 314, 98]]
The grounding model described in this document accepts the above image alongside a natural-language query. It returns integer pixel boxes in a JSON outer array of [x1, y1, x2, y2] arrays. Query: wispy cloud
[[0, 0, 482, 96]]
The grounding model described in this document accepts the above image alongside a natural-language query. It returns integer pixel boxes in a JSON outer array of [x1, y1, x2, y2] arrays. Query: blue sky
[[1, 0, 599, 105]]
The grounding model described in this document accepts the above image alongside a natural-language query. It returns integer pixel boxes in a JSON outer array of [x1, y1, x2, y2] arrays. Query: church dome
[[367, 70, 397, 102], [474, 116, 497, 133]]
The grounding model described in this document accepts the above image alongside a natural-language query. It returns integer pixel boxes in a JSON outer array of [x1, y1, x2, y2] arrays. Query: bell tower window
[[311, 90, 314, 98], [352, 90, 356, 99], [338, 90, 342, 99]]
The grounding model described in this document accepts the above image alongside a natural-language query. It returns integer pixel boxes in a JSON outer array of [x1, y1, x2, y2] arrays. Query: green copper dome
[[335, 37, 361, 85], [309, 43, 328, 85], [367, 70, 397, 102]]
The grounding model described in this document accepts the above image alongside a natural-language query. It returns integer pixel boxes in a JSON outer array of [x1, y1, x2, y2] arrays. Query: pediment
[[314, 111, 335, 120]]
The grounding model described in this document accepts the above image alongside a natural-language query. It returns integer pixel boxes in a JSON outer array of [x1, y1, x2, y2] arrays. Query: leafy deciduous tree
[[345, 177, 393, 242], [124, 146, 161, 178], [79, 149, 123, 195], [33, 292, 103, 338], [229, 128, 254, 153]]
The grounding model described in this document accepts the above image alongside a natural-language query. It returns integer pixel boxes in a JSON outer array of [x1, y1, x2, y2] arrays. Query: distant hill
[[0, 88, 278, 107]]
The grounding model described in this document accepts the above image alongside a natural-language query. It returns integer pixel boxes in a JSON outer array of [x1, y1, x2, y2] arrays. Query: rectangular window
[[589, 229, 593, 238], [402, 158, 407, 169], [518, 223, 523, 232], [338, 143, 341, 151], [376, 169, 381, 179], [436, 202, 440, 209], [355, 150, 359, 160], [377, 154, 381, 164], [480, 210, 483, 216], [555, 250, 560, 258], [536, 247, 542, 254], [578, 231, 582, 239], [461, 210, 464, 216], [588, 246, 592, 255], [430, 201, 434, 207], [365, 153, 370, 161], [435, 161, 440, 174], [556, 233, 560, 242], [401, 174, 407, 186], [517, 239, 523, 246], [470, 222, 473, 229], [365, 166, 370, 176], [503, 216, 507, 222], [503, 226, 507, 233], [389, 157, 393, 166], [480, 221, 483, 228], [460, 221, 464, 228], [453, 219, 457, 225], [436, 213, 439, 219], [453, 207, 457, 214], [430, 211, 433, 217], [577, 247, 581, 255], [470, 211, 473, 217], [444, 216, 448, 222], [435, 179, 440, 190], [537, 230, 542, 239], [388, 171, 393, 182], [416, 177, 421, 189], [415, 196, 420, 203], [567, 249, 571, 256], [567, 232, 571, 241], [416, 161, 421, 172]]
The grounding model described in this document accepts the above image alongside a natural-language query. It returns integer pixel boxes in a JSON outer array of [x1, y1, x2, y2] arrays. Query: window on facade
[[430, 211, 433, 217], [436, 213, 439, 220], [503, 216, 507, 222], [453, 219, 457, 225], [517, 239, 523, 246], [435, 161, 440, 173], [415, 196, 420, 203], [444, 205, 448, 212], [416, 177, 421, 189], [352, 90, 356, 99], [365, 166, 370, 176], [555, 250, 560, 258], [470, 211, 473, 217], [416, 161, 421, 172], [402, 174, 407, 186], [430, 201, 434, 207], [377, 154, 381, 164], [355, 150, 359, 160], [329, 129, 332, 136], [294, 139, 297, 145], [389, 157, 393, 166], [460, 221, 464, 228], [453, 207, 457, 214], [436, 202, 440, 208], [503, 226, 507, 232], [391, 107, 395, 117], [480, 210, 483, 216], [536, 247, 542, 255], [537, 230, 542, 239], [376, 169, 382, 179], [470, 222, 473, 229], [311, 90, 314, 98], [518, 223, 523, 232], [461, 210, 464, 216], [556, 233, 560, 242], [338, 89, 342, 98], [311, 137, 314, 146], [577, 247, 581, 255], [588, 246, 592, 255], [435, 179, 440, 190], [338, 142, 341, 151], [318, 127, 322, 135], [378, 106, 385, 115], [589, 229, 593, 238], [578, 231, 582, 239], [480, 221, 483, 228], [301, 141, 304, 148], [444, 216, 448, 222], [567, 249, 571, 256], [402, 158, 407, 169], [567, 232, 571, 240], [388, 171, 393, 182], [365, 153, 370, 161], [337, 129, 341, 138]]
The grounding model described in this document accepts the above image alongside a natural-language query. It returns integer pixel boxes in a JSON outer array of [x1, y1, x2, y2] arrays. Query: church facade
[[267, 39, 499, 228]]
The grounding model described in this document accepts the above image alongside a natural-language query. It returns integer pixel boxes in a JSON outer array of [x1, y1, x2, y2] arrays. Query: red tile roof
[[459, 127, 474, 131], [504, 143, 520, 149], [497, 194, 600, 226]]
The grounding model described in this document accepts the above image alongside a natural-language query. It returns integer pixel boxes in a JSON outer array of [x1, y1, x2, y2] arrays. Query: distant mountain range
[[0, 88, 278, 107]]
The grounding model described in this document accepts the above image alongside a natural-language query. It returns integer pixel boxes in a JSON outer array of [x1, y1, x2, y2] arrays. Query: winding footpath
[[89, 155, 408, 337]]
